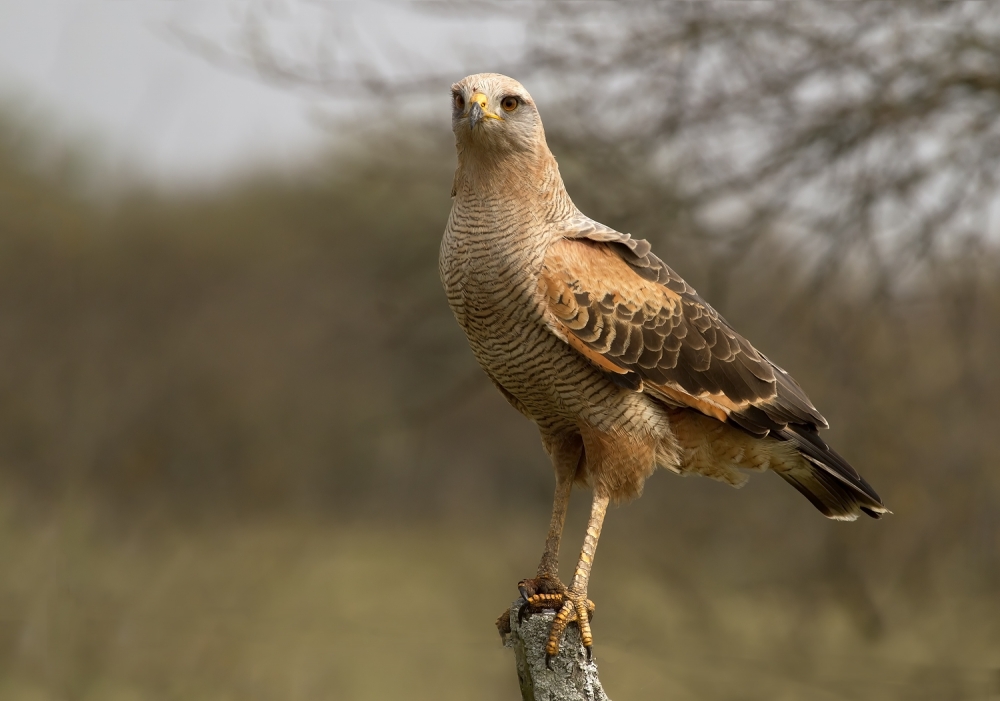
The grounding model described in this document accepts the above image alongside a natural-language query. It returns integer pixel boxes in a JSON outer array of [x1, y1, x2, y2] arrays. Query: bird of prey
[[439, 73, 887, 663]]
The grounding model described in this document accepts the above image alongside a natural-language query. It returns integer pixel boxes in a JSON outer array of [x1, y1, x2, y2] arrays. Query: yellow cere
[[470, 92, 503, 120]]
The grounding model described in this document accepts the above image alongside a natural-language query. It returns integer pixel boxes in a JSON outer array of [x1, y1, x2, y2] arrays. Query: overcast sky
[[0, 0, 523, 185]]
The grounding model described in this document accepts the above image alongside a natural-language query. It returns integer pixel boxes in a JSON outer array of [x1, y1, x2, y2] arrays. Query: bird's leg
[[545, 492, 609, 665], [516, 474, 574, 622], [538, 469, 572, 578]]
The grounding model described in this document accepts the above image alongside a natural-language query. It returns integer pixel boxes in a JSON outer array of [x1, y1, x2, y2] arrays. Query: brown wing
[[541, 220, 885, 514], [541, 229, 824, 432]]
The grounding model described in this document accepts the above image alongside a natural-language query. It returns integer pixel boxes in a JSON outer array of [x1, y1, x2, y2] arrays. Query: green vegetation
[[1, 111, 998, 699]]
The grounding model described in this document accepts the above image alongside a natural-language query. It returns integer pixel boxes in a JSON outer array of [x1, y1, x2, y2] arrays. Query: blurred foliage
[[2, 512, 998, 701], [524, 0, 1000, 280], [223, 1, 1000, 294], [1, 94, 999, 699]]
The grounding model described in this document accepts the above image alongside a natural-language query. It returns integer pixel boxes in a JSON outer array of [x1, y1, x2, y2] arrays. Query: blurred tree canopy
[[204, 1, 1000, 294], [524, 0, 1000, 291]]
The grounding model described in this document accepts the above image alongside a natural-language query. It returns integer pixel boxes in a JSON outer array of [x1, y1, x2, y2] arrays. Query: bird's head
[[451, 73, 545, 158]]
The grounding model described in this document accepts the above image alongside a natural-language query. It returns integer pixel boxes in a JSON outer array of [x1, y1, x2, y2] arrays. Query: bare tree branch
[[522, 1, 1000, 293]]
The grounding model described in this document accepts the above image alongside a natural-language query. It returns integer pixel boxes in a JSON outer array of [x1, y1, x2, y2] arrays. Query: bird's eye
[[453, 93, 465, 111], [501, 96, 518, 112]]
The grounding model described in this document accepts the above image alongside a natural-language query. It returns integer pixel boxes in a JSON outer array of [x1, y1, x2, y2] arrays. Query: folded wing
[[539, 216, 886, 519]]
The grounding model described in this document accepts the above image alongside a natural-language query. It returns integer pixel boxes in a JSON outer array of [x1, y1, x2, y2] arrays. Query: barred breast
[[440, 189, 672, 442]]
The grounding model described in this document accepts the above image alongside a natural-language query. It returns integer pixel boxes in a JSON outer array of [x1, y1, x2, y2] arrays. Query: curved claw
[[585, 645, 592, 662], [545, 653, 554, 670], [517, 601, 531, 624]]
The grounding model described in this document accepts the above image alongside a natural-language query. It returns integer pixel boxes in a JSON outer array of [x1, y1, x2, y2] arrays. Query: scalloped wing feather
[[540, 220, 886, 517]]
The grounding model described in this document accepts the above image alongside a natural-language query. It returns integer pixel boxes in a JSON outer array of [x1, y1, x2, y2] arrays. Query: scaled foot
[[497, 575, 569, 639], [514, 576, 596, 666], [543, 588, 596, 666]]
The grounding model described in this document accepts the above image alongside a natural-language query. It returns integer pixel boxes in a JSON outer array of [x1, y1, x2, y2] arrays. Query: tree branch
[[498, 599, 611, 701]]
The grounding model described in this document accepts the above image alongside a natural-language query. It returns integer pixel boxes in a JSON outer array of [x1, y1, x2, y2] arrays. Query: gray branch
[[499, 598, 611, 701]]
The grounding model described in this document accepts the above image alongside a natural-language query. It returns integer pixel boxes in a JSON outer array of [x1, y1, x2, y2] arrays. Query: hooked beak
[[468, 92, 502, 130]]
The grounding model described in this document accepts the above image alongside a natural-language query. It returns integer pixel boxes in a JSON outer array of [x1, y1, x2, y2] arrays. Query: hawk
[[439, 73, 886, 663]]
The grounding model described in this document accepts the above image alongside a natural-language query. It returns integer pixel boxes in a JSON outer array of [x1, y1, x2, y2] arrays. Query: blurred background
[[2, 1, 999, 699]]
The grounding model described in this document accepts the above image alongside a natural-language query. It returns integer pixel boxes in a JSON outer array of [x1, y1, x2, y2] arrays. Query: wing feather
[[540, 215, 886, 517], [541, 232, 793, 424]]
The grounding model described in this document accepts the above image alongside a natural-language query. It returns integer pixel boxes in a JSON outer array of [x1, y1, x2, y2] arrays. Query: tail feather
[[777, 458, 887, 521], [776, 425, 888, 520]]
